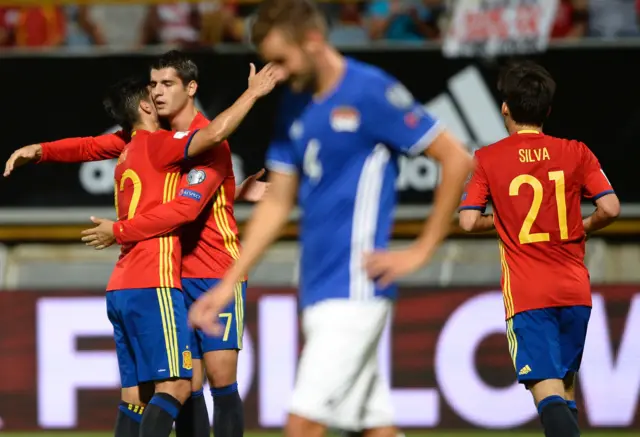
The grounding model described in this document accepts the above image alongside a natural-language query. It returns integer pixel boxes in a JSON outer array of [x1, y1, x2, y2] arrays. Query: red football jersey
[[107, 129, 196, 291], [113, 112, 241, 279], [460, 130, 614, 319]]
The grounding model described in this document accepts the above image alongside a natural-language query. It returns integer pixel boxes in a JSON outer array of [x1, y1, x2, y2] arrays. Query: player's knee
[[285, 413, 325, 437], [205, 349, 238, 387], [121, 386, 142, 405], [190, 358, 204, 392], [528, 379, 565, 405], [155, 378, 192, 405]]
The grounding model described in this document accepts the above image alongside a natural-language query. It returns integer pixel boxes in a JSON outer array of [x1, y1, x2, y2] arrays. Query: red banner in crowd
[[0, 286, 638, 430]]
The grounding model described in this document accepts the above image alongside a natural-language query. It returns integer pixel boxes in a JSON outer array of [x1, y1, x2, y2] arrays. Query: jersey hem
[[505, 302, 593, 320], [266, 160, 298, 174], [406, 121, 444, 156]]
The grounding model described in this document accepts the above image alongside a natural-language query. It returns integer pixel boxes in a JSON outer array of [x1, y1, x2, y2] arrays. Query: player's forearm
[[40, 135, 124, 163], [460, 214, 494, 233], [416, 147, 474, 255], [583, 209, 617, 234], [188, 90, 259, 157]]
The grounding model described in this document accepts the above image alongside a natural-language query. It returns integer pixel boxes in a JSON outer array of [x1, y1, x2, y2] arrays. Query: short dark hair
[[103, 76, 150, 131], [497, 61, 556, 126], [251, 0, 327, 46], [151, 50, 198, 85]]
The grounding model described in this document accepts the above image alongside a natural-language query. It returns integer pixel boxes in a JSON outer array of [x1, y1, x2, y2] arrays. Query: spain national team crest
[[330, 106, 360, 132], [182, 350, 193, 370]]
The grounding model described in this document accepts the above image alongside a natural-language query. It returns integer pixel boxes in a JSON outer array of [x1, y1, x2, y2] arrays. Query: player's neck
[[133, 119, 159, 133], [313, 47, 346, 101], [169, 102, 198, 131], [509, 123, 543, 135]]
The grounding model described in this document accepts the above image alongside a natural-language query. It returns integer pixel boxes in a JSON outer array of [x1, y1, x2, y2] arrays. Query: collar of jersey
[[516, 129, 541, 135]]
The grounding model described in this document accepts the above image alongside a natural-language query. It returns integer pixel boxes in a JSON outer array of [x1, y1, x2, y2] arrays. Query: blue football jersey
[[266, 59, 442, 309]]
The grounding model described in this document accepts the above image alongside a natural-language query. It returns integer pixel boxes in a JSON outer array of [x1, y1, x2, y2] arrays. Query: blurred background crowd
[[0, 0, 639, 50]]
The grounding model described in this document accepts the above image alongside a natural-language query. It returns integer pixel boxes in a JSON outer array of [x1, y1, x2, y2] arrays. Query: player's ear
[[187, 80, 198, 98], [140, 99, 154, 115], [501, 102, 509, 118], [303, 29, 324, 54]]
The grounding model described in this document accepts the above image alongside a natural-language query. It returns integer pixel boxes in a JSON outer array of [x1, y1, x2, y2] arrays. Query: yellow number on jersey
[[114, 169, 142, 219], [509, 171, 568, 244]]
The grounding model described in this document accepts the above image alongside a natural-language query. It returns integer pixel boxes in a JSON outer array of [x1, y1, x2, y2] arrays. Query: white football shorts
[[289, 298, 394, 431]]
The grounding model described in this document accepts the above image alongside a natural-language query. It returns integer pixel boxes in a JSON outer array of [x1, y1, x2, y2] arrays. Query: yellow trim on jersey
[[156, 287, 179, 377], [234, 282, 245, 349], [506, 318, 518, 369], [212, 185, 240, 259], [159, 172, 180, 288], [498, 241, 515, 319], [517, 129, 540, 135]]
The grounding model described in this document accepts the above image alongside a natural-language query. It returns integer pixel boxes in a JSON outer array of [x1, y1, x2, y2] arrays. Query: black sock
[[139, 392, 182, 437], [212, 382, 244, 437], [175, 390, 211, 437], [115, 402, 143, 437], [538, 395, 580, 437], [566, 400, 579, 424]]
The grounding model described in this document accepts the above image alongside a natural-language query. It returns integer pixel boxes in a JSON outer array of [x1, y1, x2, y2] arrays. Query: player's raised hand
[[236, 168, 269, 202], [189, 281, 236, 336], [365, 246, 430, 287], [81, 216, 116, 250], [4, 144, 43, 177], [247, 63, 282, 98]]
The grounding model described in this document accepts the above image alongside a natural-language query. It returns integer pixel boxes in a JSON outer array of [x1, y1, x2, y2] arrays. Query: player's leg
[[509, 309, 579, 437], [175, 279, 211, 437], [107, 292, 144, 437], [200, 280, 247, 437], [124, 287, 193, 437], [559, 305, 592, 425], [286, 298, 394, 437]]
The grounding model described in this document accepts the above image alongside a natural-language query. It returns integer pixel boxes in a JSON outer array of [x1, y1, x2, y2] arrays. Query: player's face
[[149, 67, 194, 118], [258, 28, 316, 92]]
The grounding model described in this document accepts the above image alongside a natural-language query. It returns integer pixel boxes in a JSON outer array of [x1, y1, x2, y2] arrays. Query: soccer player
[[188, 1, 473, 437], [458, 61, 620, 437], [4, 61, 279, 437], [4, 52, 274, 437], [97, 69, 275, 437]]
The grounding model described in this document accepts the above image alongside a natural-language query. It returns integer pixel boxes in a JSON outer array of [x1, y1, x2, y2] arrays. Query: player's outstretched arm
[[189, 171, 297, 335], [185, 63, 282, 158], [583, 193, 620, 234], [459, 211, 495, 233], [40, 132, 128, 163]]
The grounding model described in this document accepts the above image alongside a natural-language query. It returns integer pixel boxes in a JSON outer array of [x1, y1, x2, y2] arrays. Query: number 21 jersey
[[107, 129, 197, 291], [460, 131, 614, 318]]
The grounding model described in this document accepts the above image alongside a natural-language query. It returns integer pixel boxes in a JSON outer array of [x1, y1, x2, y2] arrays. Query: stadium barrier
[[0, 286, 637, 431]]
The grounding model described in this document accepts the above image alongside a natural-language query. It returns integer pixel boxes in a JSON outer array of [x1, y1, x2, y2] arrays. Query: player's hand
[[81, 216, 116, 250], [4, 144, 42, 177], [236, 168, 269, 202], [247, 63, 282, 98], [188, 281, 235, 336], [365, 245, 430, 287]]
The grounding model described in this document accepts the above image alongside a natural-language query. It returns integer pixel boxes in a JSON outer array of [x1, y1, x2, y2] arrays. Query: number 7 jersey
[[460, 130, 614, 318]]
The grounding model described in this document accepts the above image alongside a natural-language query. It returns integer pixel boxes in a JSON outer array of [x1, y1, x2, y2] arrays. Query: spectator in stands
[[589, 0, 639, 38], [7, 6, 66, 47], [89, 4, 147, 48], [199, 1, 243, 46], [551, 0, 588, 39], [329, 2, 369, 45], [0, 8, 15, 46], [140, 2, 201, 47], [367, 0, 441, 42], [65, 5, 106, 46]]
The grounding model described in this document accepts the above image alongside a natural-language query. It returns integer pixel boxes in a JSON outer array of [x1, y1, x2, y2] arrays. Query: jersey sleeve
[[113, 150, 225, 244], [39, 130, 129, 163], [147, 129, 200, 171], [265, 92, 303, 174], [363, 73, 442, 156], [459, 152, 490, 212], [580, 144, 614, 200]]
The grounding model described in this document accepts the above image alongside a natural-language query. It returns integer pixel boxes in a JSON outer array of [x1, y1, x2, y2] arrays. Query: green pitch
[[0, 432, 636, 437]]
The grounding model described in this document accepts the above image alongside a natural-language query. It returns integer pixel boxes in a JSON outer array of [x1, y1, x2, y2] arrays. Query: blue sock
[[140, 392, 182, 437], [211, 382, 244, 437]]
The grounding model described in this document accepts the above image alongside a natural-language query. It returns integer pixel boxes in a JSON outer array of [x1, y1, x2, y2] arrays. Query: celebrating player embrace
[[459, 61, 620, 437], [189, 1, 473, 437]]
